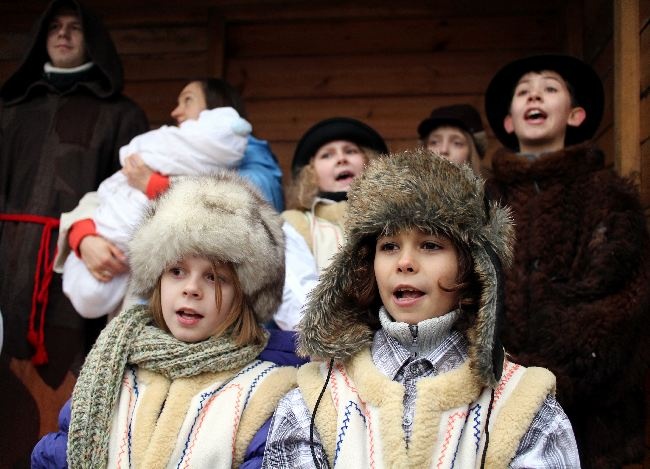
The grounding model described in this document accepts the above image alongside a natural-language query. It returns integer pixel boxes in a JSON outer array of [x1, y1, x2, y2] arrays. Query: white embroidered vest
[[305, 209, 344, 272], [298, 349, 555, 469], [107, 360, 296, 469], [283, 199, 346, 273]]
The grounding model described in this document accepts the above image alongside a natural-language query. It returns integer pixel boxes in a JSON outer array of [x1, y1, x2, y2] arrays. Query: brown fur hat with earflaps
[[128, 172, 285, 324], [298, 149, 514, 387]]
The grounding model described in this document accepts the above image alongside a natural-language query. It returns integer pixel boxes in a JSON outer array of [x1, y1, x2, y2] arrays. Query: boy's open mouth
[[394, 287, 424, 300], [524, 108, 547, 123]]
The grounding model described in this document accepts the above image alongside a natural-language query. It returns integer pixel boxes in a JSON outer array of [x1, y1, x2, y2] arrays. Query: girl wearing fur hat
[[263, 149, 579, 468], [417, 103, 488, 177], [33, 174, 302, 469], [275, 117, 388, 330]]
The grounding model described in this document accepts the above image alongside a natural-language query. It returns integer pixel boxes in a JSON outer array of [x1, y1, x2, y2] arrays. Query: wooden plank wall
[[582, 0, 649, 214], [0, 1, 647, 463], [641, 1, 650, 212], [583, 0, 616, 167], [4, 1, 646, 199], [1, 0, 567, 189], [221, 2, 564, 181], [637, 3, 650, 467]]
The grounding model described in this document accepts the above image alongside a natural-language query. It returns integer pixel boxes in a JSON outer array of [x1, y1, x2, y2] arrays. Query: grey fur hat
[[129, 173, 285, 324], [298, 149, 514, 386]]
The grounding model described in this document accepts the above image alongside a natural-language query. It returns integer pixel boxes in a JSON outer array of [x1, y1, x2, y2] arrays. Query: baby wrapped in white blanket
[[63, 107, 251, 318]]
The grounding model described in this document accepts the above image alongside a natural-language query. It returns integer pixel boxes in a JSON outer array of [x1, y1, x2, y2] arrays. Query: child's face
[[374, 229, 460, 324], [424, 126, 471, 165], [504, 71, 586, 153], [312, 140, 366, 193], [170, 81, 208, 124], [160, 256, 234, 343]]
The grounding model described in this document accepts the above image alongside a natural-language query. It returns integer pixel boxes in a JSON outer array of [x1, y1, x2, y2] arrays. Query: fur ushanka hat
[[129, 173, 285, 324], [298, 149, 514, 386]]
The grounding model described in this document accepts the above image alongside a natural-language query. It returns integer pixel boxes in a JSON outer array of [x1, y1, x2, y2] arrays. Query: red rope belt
[[0, 213, 60, 365]]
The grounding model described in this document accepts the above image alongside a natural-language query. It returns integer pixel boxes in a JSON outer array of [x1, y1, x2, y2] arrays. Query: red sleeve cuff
[[68, 219, 97, 257], [146, 172, 170, 199]]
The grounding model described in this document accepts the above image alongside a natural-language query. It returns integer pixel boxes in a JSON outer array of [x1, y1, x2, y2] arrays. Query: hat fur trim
[[129, 173, 285, 324], [298, 149, 513, 386]]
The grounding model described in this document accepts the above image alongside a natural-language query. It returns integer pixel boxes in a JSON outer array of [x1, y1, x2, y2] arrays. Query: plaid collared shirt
[[262, 330, 580, 468]]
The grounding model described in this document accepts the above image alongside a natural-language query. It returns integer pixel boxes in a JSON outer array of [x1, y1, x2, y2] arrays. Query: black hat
[[418, 104, 484, 137], [485, 54, 604, 150], [417, 104, 487, 156], [291, 117, 388, 176]]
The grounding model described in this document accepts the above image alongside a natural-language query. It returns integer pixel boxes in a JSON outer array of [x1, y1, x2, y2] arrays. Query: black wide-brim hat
[[291, 117, 388, 176], [485, 54, 604, 150]]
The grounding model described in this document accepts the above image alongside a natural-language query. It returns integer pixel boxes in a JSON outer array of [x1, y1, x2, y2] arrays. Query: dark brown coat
[[0, 0, 148, 361], [487, 143, 650, 468], [0, 0, 148, 465]]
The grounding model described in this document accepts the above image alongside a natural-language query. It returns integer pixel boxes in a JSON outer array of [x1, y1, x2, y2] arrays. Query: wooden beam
[[226, 50, 546, 99], [207, 9, 225, 78], [562, 0, 584, 57], [244, 95, 486, 141], [614, 0, 641, 181], [226, 16, 559, 58]]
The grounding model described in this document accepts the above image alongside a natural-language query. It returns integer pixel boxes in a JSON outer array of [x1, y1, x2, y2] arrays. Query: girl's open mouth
[[335, 170, 355, 182], [176, 309, 203, 325]]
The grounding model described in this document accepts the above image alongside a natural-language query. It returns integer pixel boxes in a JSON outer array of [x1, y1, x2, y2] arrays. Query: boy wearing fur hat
[[485, 54, 650, 468], [263, 149, 579, 468], [417, 103, 488, 176]]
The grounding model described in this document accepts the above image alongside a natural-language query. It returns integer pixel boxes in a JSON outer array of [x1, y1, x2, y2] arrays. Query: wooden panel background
[[0, 0, 569, 188], [583, 0, 615, 167], [0, 0, 643, 206], [1, 1, 644, 207], [582, 0, 649, 215], [223, 5, 566, 180], [0, 2, 648, 464], [641, 2, 650, 212]]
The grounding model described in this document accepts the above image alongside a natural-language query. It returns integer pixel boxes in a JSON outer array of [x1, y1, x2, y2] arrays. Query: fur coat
[[487, 143, 650, 468]]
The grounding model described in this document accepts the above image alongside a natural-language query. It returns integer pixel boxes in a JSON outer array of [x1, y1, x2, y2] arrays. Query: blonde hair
[[286, 145, 381, 210], [461, 129, 486, 177], [149, 259, 266, 346], [419, 129, 487, 178]]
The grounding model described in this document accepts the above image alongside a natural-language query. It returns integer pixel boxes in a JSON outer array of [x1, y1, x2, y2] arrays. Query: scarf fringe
[[67, 305, 267, 468]]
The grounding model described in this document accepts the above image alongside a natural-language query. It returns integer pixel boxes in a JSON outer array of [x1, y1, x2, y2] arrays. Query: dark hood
[[1, 0, 123, 102]]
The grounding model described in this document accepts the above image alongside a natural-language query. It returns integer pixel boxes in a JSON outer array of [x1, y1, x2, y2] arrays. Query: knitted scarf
[[67, 305, 267, 468]]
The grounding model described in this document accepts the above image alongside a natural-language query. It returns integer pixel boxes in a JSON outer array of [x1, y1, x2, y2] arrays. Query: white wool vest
[[298, 349, 555, 469], [304, 209, 344, 272], [283, 199, 347, 273], [107, 360, 296, 469]]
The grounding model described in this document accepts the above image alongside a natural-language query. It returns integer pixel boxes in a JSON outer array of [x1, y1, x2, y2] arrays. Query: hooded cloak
[[0, 1, 148, 464]]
